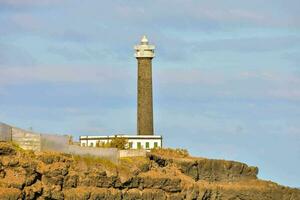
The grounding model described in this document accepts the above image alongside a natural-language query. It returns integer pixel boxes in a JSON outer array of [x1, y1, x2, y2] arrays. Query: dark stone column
[[137, 58, 154, 135]]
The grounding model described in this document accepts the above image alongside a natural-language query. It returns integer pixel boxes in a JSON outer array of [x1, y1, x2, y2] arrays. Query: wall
[[11, 127, 41, 151], [0, 123, 12, 142], [127, 138, 161, 149], [41, 134, 69, 152], [67, 145, 119, 163], [0, 122, 145, 162], [119, 149, 147, 158], [80, 136, 162, 150]]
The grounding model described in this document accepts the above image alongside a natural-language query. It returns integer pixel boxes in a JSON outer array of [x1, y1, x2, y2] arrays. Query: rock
[[63, 173, 78, 188], [64, 187, 91, 200], [0, 142, 299, 200], [167, 193, 185, 200], [1, 156, 19, 167], [64, 187, 122, 200], [90, 188, 122, 200], [123, 188, 142, 200], [0, 168, 26, 189], [122, 177, 143, 188], [24, 180, 43, 200], [142, 177, 181, 192], [37, 153, 67, 164], [41, 162, 69, 186], [148, 154, 169, 167], [176, 159, 258, 182], [142, 189, 166, 200], [25, 174, 38, 186], [0, 187, 22, 200], [0, 142, 16, 155], [41, 185, 63, 200], [0, 166, 6, 178], [139, 163, 150, 172]]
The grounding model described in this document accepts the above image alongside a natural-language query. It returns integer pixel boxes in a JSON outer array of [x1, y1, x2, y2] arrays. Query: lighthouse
[[79, 36, 162, 150], [134, 35, 155, 135]]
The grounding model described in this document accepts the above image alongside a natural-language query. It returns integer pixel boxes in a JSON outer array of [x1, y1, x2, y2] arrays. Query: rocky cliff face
[[0, 142, 299, 200]]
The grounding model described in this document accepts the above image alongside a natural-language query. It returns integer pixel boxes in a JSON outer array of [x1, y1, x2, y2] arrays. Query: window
[[146, 142, 149, 149], [82, 143, 86, 147], [137, 142, 142, 149], [129, 142, 133, 148], [154, 142, 158, 148]]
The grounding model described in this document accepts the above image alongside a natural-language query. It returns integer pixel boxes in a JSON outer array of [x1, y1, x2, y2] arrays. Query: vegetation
[[96, 136, 129, 150], [72, 154, 117, 169], [109, 136, 128, 149], [151, 147, 189, 158]]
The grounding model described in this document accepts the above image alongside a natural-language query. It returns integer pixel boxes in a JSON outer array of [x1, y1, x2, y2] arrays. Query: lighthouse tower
[[79, 36, 162, 150], [134, 36, 155, 135]]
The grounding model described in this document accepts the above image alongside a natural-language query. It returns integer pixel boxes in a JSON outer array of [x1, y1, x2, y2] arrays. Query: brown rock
[[0, 142, 16, 156], [123, 188, 142, 200], [0, 187, 22, 200], [64, 187, 91, 200], [141, 189, 166, 200], [24, 180, 43, 200]]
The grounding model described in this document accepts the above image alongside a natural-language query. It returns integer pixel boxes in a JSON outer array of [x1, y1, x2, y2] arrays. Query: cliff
[[0, 142, 299, 200]]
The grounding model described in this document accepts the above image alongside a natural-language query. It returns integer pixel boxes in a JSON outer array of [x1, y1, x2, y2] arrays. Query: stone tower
[[134, 36, 155, 135]]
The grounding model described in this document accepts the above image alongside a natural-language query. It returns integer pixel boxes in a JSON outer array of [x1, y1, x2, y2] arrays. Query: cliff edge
[[0, 142, 299, 200]]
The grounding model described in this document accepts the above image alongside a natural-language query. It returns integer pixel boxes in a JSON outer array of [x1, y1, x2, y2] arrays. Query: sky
[[0, 0, 300, 187]]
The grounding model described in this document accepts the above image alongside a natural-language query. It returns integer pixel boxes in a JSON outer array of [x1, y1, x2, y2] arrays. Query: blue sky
[[0, 0, 300, 187]]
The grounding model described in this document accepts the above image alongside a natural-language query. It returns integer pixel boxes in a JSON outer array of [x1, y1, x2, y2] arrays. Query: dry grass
[[72, 154, 117, 170], [120, 156, 149, 167], [151, 148, 190, 158]]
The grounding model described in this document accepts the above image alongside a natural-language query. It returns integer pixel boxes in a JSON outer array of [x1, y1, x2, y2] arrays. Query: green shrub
[[109, 136, 128, 150], [95, 136, 128, 150]]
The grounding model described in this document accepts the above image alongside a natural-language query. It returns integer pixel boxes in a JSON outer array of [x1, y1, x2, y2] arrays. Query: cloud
[[155, 68, 300, 101], [1, 65, 300, 102], [9, 13, 41, 31], [109, 0, 300, 29], [287, 126, 300, 137], [268, 89, 300, 101], [0, 43, 35, 66], [47, 46, 93, 61], [192, 36, 300, 53], [0, 0, 61, 7], [0, 65, 133, 85]]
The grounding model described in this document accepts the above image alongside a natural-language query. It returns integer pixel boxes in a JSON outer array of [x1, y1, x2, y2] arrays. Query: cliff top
[[0, 142, 299, 200]]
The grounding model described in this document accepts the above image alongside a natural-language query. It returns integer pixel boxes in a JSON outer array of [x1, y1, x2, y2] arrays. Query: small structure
[[80, 36, 163, 150]]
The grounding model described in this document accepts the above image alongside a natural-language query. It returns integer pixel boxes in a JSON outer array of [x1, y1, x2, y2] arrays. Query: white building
[[80, 135, 162, 150]]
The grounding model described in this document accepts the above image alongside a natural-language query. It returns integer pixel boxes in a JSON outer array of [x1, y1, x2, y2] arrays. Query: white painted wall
[[80, 135, 162, 150]]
